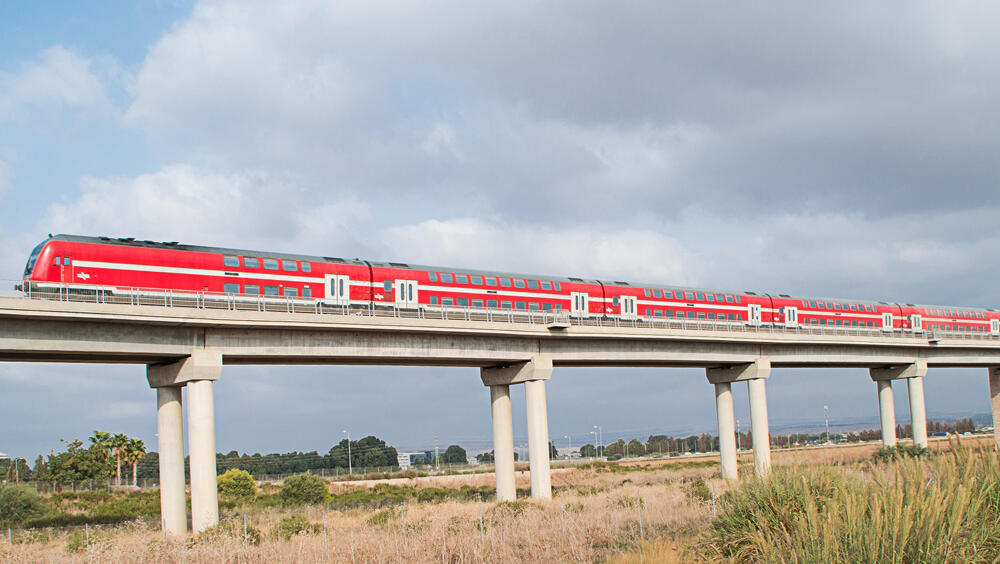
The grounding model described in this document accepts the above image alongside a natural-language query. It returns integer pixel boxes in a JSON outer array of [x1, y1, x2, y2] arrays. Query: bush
[[66, 527, 108, 553], [193, 518, 261, 546], [217, 469, 257, 501], [873, 445, 930, 463], [273, 515, 322, 540], [0, 485, 48, 525], [279, 473, 330, 505]]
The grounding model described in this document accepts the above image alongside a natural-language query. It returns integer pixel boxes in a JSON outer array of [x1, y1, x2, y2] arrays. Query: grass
[[1, 439, 993, 562]]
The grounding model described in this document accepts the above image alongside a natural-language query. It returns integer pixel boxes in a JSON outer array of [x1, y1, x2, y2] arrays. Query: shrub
[[273, 514, 322, 540], [279, 473, 330, 505], [873, 445, 930, 463], [684, 478, 713, 502], [193, 518, 261, 546], [217, 469, 257, 501], [66, 527, 108, 553], [365, 507, 397, 527], [0, 485, 48, 525]]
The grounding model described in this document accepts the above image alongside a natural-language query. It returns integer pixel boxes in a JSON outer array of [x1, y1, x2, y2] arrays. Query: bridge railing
[[4, 279, 997, 342]]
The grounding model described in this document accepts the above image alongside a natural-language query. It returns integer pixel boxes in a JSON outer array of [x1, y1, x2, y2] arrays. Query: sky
[[1, 1, 998, 461]]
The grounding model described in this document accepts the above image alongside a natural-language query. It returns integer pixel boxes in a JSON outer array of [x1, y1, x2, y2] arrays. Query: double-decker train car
[[18, 234, 1000, 337]]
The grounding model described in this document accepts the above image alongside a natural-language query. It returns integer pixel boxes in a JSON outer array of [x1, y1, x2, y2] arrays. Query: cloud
[[0, 46, 115, 125], [39, 164, 371, 256]]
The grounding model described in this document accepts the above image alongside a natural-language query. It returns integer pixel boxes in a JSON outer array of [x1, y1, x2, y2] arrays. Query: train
[[19, 234, 1000, 336]]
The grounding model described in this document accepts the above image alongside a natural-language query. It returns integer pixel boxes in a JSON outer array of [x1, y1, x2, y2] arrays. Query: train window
[[472, 299, 484, 308], [836, 319, 843, 326], [706, 294, 715, 302], [441, 273, 453, 283], [64, 258, 71, 266], [500, 278, 511, 287], [429, 272, 437, 282], [487, 299, 498, 308], [541, 281, 552, 290], [263, 259, 279, 270], [456, 274, 468, 284], [303, 287, 311, 298], [243, 257, 259, 268], [501, 301, 512, 309], [685, 292, 694, 300], [698, 312, 706, 319], [687, 311, 696, 319], [820, 318, 827, 325], [282, 260, 298, 272], [726, 295, 734, 303], [834, 304, 841, 310], [728, 314, 736, 321], [430, 296, 438, 305], [612, 296, 620, 306], [224, 256, 239, 267], [708, 312, 715, 320], [850, 304, 857, 311], [283, 287, 298, 298], [442, 297, 454, 306], [527, 280, 539, 289], [384, 280, 392, 292], [655, 310, 662, 317], [665, 310, 674, 317], [53, 256, 61, 265], [224, 283, 239, 295], [245, 284, 260, 295], [529, 303, 540, 311], [264, 285, 279, 296], [645, 308, 652, 316], [457, 298, 469, 307], [301, 262, 311, 273], [485, 277, 497, 286], [514, 280, 526, 288], [644, 289, 651, 297], [471, 275, 483, 285], [696, 292, 704, 300], [653, 289, 662, 298], [516, 301, 526, 310], [543, 303, 552, 311], [554, 282, 561, 291]]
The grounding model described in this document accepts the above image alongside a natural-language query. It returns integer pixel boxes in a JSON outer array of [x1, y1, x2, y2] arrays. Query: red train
[[20, 234, 1000, 336]]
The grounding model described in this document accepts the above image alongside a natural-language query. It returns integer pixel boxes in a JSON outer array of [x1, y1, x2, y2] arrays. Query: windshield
[[23, 240, 45, 278]]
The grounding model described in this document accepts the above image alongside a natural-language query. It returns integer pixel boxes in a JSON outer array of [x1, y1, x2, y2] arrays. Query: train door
[[910, 314, 923, 332], [783, 306, 798, 326], [991, 319, 999, 335], [325, 274, 350, 305], [882, 312, 894, 331], [571, 292, 589, 316], [748, 304, 762, 326], [621, 295, 638, 320], [395, 280, 418, 308]]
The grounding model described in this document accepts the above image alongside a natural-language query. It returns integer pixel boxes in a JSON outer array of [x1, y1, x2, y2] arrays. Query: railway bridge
[[2, 294, 1000, 537]]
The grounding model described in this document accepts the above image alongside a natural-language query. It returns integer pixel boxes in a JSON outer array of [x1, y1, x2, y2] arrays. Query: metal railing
[[4, 279, 998, 343]]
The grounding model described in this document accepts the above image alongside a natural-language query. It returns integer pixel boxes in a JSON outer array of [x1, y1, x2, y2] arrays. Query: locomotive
[[20, 234, 1000, 336]]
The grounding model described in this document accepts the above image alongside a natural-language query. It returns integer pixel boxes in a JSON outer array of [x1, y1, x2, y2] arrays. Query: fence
[[5, 279, 996, 342]]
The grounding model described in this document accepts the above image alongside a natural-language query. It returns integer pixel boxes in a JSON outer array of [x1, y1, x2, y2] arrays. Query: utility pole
[[824, 405, 830, 444], [434, 437, 439, 470], [590, 430, 598, 460], [564, 435, 572, 456], [342, 430, 352, 475]]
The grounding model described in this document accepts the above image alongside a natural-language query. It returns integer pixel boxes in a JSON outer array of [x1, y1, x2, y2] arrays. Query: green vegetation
[[702, 442, 1000, 563], [0, 485, 47, 525], [217, 468, 257, 501], [872, 444, 930, 463], [194, 518, 262, 546], [272, 515, 322, 540], [441, 444, 467, 464], [279, 473, 330, 505]]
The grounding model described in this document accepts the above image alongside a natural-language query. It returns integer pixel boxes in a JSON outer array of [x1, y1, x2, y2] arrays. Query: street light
[[564, 434, 572, 456], [342, 430, 352, 475], [589, 430, 598, 460], [593, 425, 604, 458], [824, 405, 830, 444]]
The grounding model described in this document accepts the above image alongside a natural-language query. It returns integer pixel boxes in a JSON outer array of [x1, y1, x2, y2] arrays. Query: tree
[[0, 485, 47, 524], [109, 433, 129, 486], [280, 473, 330, 505], [47, 439, 111, 482], [580, 444, 597, 457], [122, 438, 146, 486], [476, 451, 494, 463], [217, 468, 257, 501], [441, 445, 467, 464], [626, 439, 645, 457]]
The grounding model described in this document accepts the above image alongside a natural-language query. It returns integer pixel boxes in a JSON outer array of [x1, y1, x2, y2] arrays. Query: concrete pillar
[[714, 382, 738, 481], [482, 356, 553, 501], [488, 384, 516, 501], [156, 386, 186, 537], [747, 377, 771, 477], [989, 368, 1000, 448], [187, 380, 219, 533], [907, 376, 928, 449], [707, 359, 770, 481], [524, 379, 552, 499], [876, 380, 897, 447]]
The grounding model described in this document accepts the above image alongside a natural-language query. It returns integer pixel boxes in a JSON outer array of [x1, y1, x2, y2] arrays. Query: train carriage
[[17, 234, 1000, 339]]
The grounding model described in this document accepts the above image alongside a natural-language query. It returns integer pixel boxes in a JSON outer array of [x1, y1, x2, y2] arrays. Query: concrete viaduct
[[2, 296, 1000, 537]]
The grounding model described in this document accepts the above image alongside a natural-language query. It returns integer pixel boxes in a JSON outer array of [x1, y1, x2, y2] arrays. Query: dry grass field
[[0, 437, 991, 563]]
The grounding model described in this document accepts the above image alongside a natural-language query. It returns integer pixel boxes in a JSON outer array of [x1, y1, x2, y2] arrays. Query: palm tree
[[122, 438, 146, 487], [109, 433, 129, 486]]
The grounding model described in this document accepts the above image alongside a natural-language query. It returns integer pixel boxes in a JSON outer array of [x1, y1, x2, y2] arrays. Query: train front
[[18, 238, 51, 292]]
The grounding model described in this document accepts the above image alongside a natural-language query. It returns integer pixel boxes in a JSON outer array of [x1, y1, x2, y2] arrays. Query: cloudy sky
[[1, 1, 998, 461]]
